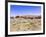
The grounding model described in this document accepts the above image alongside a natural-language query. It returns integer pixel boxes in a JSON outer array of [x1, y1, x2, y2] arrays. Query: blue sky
[[10, 5, 41, 17]]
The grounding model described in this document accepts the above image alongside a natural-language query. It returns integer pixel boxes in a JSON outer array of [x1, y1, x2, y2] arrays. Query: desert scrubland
[[10, 15, 41, 32]]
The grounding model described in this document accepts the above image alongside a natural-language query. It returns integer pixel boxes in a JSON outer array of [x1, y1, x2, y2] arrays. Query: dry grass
[[10, 18, 41, 32]]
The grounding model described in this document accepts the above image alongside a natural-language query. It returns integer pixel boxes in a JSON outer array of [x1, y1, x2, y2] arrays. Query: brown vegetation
[[15, 15, 41, 19]]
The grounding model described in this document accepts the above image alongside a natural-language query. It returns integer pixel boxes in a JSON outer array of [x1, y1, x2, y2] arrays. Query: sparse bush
[[30, 22, 34, 25]]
